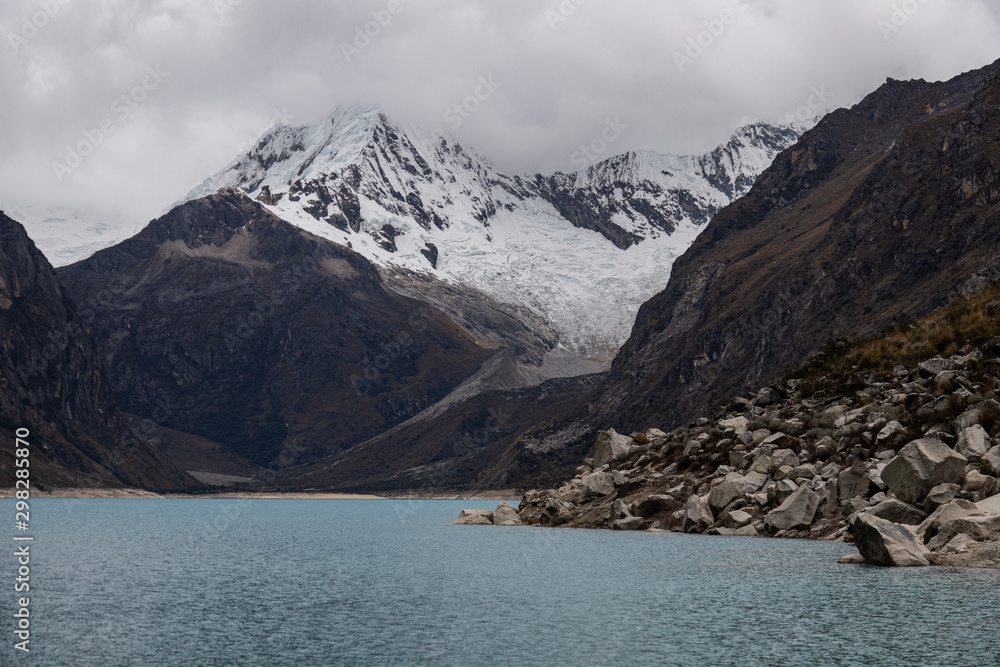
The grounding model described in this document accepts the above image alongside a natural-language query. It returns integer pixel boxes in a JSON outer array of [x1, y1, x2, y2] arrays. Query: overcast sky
[[1, 0, 999, 227]]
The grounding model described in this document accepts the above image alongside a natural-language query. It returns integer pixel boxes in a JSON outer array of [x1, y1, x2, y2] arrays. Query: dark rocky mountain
[[58, 190, 493, 472], [281, 370, 604, 493], [0, 211, 196, 490], [481, 58, 1000, 489]]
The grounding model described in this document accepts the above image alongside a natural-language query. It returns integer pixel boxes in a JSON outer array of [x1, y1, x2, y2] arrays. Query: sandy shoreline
[[0, 488, 521, 501]]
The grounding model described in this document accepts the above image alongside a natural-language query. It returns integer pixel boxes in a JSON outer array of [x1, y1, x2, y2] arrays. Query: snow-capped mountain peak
[[180, 107, 808, 359]]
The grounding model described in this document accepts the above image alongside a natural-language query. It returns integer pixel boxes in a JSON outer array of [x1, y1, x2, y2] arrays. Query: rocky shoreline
[[454, 346, 1000, 569]]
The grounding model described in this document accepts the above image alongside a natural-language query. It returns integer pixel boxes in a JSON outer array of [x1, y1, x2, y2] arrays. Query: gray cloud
[[0, 0, 998, 226]]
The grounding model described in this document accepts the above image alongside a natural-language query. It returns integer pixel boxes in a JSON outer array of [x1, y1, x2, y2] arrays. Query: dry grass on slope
[[789, 280, 1000, 397]]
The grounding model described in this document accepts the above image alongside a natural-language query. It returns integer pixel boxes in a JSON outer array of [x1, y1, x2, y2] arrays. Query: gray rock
[[819, 461, 841, 480], [788, 465, 816, 481], [837, 468, 875, 502], [963, 469, 995, 494], [760, 431, 802, 448], [729, 451, 748, 468], [612, 516, 647, 531], [493, 502, 522, 526], [954, 399, 1000, 431], [725, 510, 754, 528], [734, 525, 759, 537], [956, 425, 991, 460], [682, 494, 714, 533], [917, 499, 982, 543], [850, 514, 930, 566], [933, 370, 959, 390], [841, 497, 869, 517], [774, 465, 795, 481], [868, 462, 888, 491], [581, 471, 615, 498], [592, 429, 639, 467], [764, 485, 820, 531], [741, 471, 769, 492], [867, 498, 928, 525], [708, 473, 746, 511], [876, 420, 907, 448], [609, 498, 632, 521], [771, 448, 800, 468], [451, 509, 494, 525], [718, 416, 750, 436], [923, 483, 960, 512], [837, 553, 867, 565], [978, 493, 1000, 514], [631, 494, 674, 518], [754, 387, 782, 406], [941, 533, 976, 554], [881, 439, 968, 504], [982, 446, 1000, 477], [927, 514, 1000, 549], [917, 357, 953, 378], [751, 453, 774, 475], [541, 499, 573, 526], [814, 435, 839, 458], [835, 407, 867, 428], [767, 479, 799, 506]]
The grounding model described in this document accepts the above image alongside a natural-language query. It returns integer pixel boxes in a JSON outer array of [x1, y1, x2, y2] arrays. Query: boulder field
[[453, 348, 1000, 568]]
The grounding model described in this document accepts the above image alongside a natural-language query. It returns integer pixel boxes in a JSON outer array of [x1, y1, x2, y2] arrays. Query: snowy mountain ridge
[[22, 106, 803, 360], [181, 106, 803, 359]]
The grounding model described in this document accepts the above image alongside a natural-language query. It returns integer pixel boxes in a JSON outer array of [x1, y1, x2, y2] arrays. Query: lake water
[[1, 498, 997, 666]]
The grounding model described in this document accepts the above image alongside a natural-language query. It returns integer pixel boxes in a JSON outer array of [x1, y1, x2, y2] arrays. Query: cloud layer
[[1, 0, 998, 225]]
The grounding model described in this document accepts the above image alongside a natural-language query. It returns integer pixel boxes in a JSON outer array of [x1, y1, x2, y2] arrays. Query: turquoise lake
[[1, 498, 997, 666]]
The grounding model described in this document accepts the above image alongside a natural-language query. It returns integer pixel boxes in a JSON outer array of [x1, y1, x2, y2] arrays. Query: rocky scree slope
[[480, 58, 1000, 489], [0, 211, 196, 490], [510, 284, 1000, 568], [183, 106, 801, 358], [58, 190, 491, 472]]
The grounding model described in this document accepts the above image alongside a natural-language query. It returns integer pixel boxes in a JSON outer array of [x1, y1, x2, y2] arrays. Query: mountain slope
[[58, 190, 493, 470], [0, 211, 196, 490], [479, 58, 1000, 489], [183, 109, 801, 358]]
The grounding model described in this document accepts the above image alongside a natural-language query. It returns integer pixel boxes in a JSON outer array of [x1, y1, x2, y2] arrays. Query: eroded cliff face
[[58, 191, 492, 470], [479, 59, 1000, 490], [0, 212, 195, 490]]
